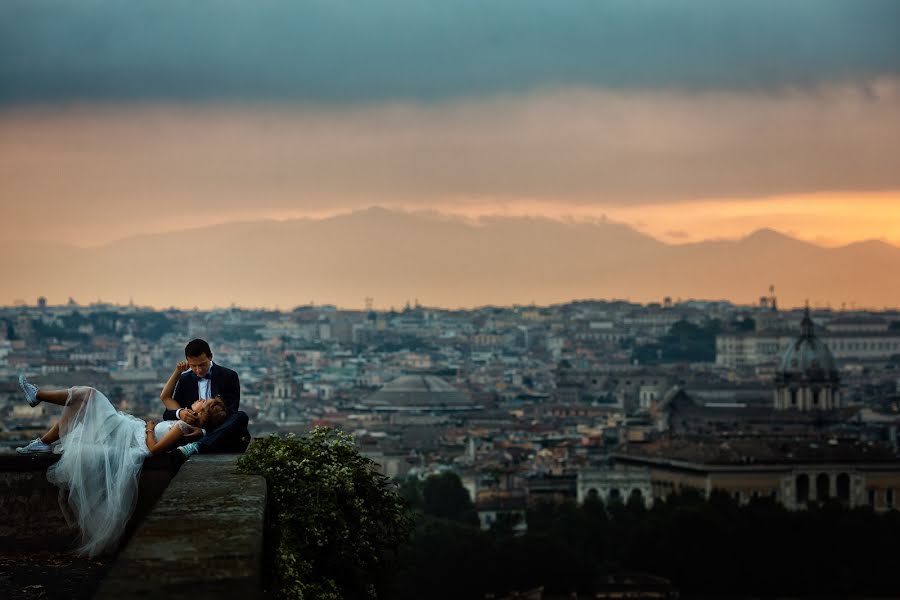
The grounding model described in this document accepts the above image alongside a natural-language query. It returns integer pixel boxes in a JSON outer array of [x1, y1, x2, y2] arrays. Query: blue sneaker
[[178, 441, 200, 458], [18, 374, 40, 407], [16, 437, 52, 454]]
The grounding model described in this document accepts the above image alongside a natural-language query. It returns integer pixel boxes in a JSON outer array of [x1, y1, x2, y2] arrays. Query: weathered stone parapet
[[94, 454, 267, 599], [0, 453, 179, 552]]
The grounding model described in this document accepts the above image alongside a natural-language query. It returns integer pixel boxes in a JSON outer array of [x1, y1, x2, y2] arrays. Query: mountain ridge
[[5, 210, 896, 253], [1, 208, 897, 309]]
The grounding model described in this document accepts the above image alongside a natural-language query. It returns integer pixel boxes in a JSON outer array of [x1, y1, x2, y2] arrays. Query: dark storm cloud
[[1, 0, 899, 105]]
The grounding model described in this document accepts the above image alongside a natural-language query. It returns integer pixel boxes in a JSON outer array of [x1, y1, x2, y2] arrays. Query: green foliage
[[391, 514, 496, 600], [30, 318, 90, 342], [421, 472, 479, 526], [390, 490, 900, 599], [632, 319, 722, 364], [488, 511, 523, 538], [128, 311, 175, 341], [237, 428, 412, 600], [732, 316, 756, 331], [396, 477, 424, 512]]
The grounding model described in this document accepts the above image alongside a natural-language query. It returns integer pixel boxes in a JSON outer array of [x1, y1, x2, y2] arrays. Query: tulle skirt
[[46, 386, 149, 557]]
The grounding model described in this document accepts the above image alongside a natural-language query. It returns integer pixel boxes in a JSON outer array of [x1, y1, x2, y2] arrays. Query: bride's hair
[[197, 398, 228, 430]]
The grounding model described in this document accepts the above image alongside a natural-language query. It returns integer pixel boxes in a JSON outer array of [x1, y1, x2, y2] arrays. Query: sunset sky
[[2, 1, 899, 307]]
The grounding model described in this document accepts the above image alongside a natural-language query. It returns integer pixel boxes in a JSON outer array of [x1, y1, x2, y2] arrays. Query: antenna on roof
[[761, 285, 777, 311]]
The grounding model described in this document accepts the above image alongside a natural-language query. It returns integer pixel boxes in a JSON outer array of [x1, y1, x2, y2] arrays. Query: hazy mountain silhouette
[[2, 208, 898, 309]]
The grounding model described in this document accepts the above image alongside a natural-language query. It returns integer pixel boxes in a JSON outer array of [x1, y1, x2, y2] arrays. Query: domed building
[[361, 374, 476, 412], [773, 307, 840, 411]]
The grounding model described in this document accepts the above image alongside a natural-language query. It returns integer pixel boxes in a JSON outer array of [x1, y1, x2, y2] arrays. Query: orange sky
[[1, 81, 899, 308], [2, 82, 899, 248], [387, 192, 900, 248]]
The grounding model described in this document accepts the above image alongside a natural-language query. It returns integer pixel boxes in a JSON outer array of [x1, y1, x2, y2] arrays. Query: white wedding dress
[[46, 386, 150, 557]]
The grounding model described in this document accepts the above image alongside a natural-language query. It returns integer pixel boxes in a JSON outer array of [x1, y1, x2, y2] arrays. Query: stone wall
[[0, 453, 267, 599], [95, 455, 267, 599], [0, 453, 180, 552]]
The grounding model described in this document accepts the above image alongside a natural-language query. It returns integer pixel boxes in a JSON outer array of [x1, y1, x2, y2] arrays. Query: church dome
[[778, 308, 839, 383], [362, 374, 472, 411]]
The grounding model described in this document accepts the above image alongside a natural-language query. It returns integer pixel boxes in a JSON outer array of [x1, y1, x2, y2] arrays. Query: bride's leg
[[40, 422, 60, 444], [36, 389, 73, 406]]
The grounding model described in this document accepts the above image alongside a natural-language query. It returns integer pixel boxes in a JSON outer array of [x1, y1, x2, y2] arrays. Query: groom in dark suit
[[163, 338, 248, 453]]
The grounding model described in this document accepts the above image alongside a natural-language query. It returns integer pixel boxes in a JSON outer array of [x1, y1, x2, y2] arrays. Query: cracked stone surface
[[94, 455, 267, 599], [0, 551, 111, 600], [0, 453, 180, 599]]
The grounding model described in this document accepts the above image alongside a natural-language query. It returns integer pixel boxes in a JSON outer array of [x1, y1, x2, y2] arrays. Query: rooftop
[[616, 436, 900, 467], [361, 374, 474, 410]]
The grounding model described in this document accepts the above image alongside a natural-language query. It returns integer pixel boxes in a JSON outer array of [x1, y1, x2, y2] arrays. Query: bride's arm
[[181, 425, 204, 443], [145, 421, 189, 456], [160, 361, 188, 412]]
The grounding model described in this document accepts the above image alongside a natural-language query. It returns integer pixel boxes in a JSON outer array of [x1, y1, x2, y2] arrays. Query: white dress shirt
[[175, 361, 215, 420], [198, 361, 214, 400]]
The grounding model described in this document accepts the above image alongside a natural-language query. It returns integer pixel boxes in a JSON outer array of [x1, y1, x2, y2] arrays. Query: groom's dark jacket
[[163, 363, 249, 453], [163, 362, 241, 419]]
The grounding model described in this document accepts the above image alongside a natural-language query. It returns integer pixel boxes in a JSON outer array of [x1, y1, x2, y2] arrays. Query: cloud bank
[[2, 0, 899, 105], [3, 82, 900, 244]]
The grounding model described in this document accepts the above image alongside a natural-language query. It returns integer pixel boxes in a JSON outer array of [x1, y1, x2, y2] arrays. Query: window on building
[[868, 489, 876, 507], [887, 489, 894, 509]]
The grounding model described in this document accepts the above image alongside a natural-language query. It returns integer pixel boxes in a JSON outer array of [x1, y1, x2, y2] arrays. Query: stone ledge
[[94, 454, 267, 599], [0, 452, 178, 471], [0, 453, 182, 552]]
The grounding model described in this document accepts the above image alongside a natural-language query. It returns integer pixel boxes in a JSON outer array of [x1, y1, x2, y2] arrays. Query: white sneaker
[[16, 437, 52, 454], [18, 374, 40, 407]]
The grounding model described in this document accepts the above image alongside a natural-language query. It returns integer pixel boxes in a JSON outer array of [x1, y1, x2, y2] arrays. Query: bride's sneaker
[[18, 374, 40, 407], [16, 437, 52, 454]]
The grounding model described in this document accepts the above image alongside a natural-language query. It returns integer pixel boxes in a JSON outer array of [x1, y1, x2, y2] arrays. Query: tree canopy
[[632, 319, 722, 364], [238, 428, 412, 599]]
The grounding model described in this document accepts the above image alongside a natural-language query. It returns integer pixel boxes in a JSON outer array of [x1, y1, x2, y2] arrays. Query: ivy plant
[[238, 427, 412, 599]]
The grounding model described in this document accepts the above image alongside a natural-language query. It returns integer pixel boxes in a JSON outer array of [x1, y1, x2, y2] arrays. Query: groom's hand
[[179, 409, 200, 426]]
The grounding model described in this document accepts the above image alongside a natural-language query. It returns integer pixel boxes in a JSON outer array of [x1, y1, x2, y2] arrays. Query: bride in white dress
[[16, 374, 227, 557]]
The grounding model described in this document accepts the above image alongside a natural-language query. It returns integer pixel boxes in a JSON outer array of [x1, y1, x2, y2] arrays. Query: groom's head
[[184, 338, 213, 379]]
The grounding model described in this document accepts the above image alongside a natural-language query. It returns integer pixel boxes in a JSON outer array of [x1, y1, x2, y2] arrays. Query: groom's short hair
[[185, 338, 212, 359]]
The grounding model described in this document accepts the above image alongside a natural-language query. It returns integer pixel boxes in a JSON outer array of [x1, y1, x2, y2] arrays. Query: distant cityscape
[[4, 292, 900, 531]]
